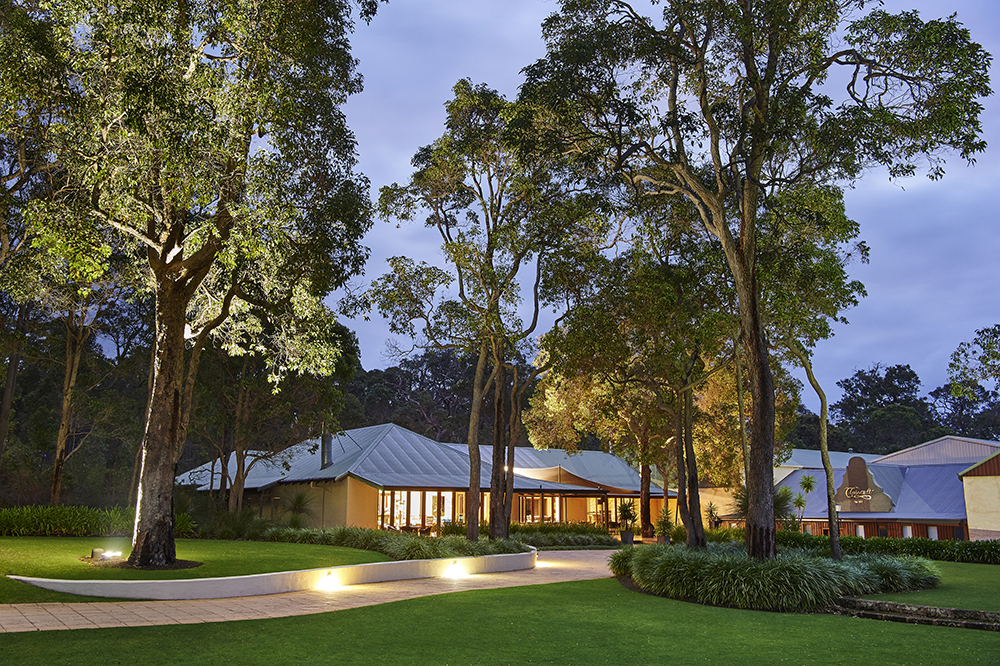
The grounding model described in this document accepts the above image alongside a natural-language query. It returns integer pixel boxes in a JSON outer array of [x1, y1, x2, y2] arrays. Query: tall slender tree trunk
[[50, 313, 90, 505], [787, 342, 842, 560], [683, 386, 706, 548], [465, 343, 489, 541], [0, 302, 29, 465], [673, 404, 693, 539], [489, 363, 510, 539], [640, 463, 652, 537]]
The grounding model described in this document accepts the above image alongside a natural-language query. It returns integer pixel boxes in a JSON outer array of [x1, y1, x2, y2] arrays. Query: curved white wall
[[8, 548, 537, 601]]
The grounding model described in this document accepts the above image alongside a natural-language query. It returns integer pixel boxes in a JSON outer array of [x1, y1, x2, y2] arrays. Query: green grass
[[3, 578, 999, 665], [0, 537, 389, 604], [866, 560, 1000, 612]]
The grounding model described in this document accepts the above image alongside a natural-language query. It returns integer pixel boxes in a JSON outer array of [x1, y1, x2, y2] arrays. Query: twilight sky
[[340, 0, 999, 412]]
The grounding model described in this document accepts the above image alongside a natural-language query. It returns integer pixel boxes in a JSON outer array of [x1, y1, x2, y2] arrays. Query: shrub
[[0, 505, 133, 537], [775, 530, 1000, 564], [608, 547, 634, 577], [618, 543, 940, 612]]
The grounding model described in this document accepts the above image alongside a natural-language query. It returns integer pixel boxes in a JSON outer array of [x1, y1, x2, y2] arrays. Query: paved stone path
[[0, 550, 612, 633]]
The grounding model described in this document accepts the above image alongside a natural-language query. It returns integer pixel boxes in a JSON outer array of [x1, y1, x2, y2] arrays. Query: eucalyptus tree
[[522, 0, 990, 557], [761, 185, 868, 559], [4, 0, 379, 565], [525, 367, 671, 537], [371, 80, 611, 539], [538, 227, 735, 548], [189, 325, 357, 513]]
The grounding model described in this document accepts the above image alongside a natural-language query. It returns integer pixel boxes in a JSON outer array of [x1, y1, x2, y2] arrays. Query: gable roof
[[959, 450, 1000, 478], [453, 445, 666, 496], [177, 424, 614, 495], [777, 463, 969, 522], [873, 436, 1000, 466]]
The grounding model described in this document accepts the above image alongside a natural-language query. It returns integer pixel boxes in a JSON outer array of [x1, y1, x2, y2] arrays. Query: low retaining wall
[[8, 547, 537, 601]]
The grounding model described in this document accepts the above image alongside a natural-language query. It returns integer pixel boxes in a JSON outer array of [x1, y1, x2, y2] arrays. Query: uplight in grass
[[316, 572, 342, 591], [443, 561, 468, 579], [102, 551, 122, 559]]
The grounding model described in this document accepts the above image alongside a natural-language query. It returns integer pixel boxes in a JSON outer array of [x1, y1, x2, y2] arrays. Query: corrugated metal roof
[[457, 445, 662, 495], [778, 463, 969, 522], [782, 449, 881, 469], [176, 424, 615, 494], [959, 450, 1000, 478], [176, 442, 314, 491], [873, 436, 1000, 466]]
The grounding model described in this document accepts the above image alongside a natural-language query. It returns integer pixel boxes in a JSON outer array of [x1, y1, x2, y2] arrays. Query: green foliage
[[653, 507, 672, 538], [775, 530, 1000, 565], [173, 513, 197, 538], [608, 546, 634, 577], [199, 509, 273, 541], [620, 543, 939, 612], [258, 525, 529, 561], [0, 505, 132, 537], [617, 500, 637, 531]]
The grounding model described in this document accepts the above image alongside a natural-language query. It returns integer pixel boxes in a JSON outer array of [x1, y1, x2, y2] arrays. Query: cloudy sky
[[341, 0, 999, 411]]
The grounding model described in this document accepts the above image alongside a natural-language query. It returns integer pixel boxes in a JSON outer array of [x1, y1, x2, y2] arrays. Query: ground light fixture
[[315, 571, 342, 591], [442, 561, 468, 579]]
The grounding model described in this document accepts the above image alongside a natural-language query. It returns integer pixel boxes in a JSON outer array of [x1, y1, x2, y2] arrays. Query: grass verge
[[865, 560, 1000, 612], [0, 537, 389, 604], [2, 578, 998, 665]]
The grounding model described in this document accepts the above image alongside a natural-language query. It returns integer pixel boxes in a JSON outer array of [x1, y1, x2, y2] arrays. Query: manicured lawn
[[3, 578, 999, 665], [0, 537, 389, 604], [866, 561, 1000, 612]]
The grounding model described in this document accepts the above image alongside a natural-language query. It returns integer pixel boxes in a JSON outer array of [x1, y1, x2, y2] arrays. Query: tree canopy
[[521, 0, 990, 558], [2, 0, 378, 564]]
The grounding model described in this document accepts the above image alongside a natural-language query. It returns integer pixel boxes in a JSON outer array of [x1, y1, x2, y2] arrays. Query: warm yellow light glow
[[535, 561, 554, 568], [442, 561, 468, 579], [315, 571, 342, 591], [102, 551, 123, 559]]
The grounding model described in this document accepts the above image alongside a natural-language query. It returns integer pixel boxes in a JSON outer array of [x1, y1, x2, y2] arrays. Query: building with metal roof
[[177, 423, 661, 532], [774, 436, 1000, 541]]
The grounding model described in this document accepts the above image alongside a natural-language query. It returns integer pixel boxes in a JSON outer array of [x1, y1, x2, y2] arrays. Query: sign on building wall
[[834, 457, 895, 512]]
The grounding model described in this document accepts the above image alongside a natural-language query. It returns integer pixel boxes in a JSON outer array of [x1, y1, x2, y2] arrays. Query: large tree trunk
[[723, 237, 776, 559], [129, 284, 189, 566], [465, 343, 489, 541]]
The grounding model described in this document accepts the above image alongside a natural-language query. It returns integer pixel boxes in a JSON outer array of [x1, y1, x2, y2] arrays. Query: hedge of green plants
[[0, 505, 134, 537], [440, 521, 619, 548], [609, 543, 941, 612], [260, 525, 529, 560], [775, 531, 1000, 564]]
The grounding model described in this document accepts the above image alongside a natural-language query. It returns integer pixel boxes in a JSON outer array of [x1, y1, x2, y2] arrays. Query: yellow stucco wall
[[963, 476, 1000, 539], [563, 497, 589, 523], [346, 477, 379, 528]]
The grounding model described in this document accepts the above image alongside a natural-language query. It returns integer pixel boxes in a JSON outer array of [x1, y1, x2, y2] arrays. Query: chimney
[[321, 430, 333, 469]]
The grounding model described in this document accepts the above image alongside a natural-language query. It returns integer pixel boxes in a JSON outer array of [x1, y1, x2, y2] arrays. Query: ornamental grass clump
[[616, 543, 940, 612]]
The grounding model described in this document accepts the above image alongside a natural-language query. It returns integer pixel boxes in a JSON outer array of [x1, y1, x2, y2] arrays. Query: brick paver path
[[0, 550, 612, 633]]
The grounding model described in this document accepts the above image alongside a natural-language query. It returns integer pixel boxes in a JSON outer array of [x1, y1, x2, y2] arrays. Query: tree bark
[[683, 386, 706, 548], [0, 302, 29, 465], [787, 341, 842, 560], [640, 463, 652, 537], [465, 343, 489, 541], [489, 364, 510, 539], [129, 282, 190, 566], [50, 311, 90, 505]]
